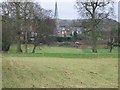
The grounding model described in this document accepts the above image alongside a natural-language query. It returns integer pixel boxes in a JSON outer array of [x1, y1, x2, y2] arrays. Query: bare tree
[[75, 0, 114, 53], [0, 2, 17, 51], [1, 2, 55, 53], [20, 2, 34, 53], [1, 2, 34, 53], [31, 3, 55, 53], [14, 2, 23, 53], [1, 2, 23, 52]]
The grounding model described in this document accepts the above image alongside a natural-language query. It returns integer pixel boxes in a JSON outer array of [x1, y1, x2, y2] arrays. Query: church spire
[[54, 1, 59, 35], [54, 1, 58, 19]]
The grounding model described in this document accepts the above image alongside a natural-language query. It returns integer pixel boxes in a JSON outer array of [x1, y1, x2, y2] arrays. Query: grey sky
[[1, 0, 120, 21], [40, 2, 78, 19], [36, 0, 119, 21], [118, 2, 120, 22]]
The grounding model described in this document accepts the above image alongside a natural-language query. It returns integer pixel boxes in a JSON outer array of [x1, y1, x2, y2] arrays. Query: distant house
[[57, 27, 83, 37]]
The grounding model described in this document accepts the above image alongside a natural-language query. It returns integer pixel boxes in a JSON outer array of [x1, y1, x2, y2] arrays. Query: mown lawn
[[9, 44, 118, 54], [2, 57, 118, 88], [3, 45, 118, 58]]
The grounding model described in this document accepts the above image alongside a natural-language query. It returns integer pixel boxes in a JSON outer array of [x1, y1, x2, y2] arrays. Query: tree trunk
[[92, 30, 97, 53], [15, 3, 22, 53], [91, 12, 97, 53], [91, 23, 97, 53], [109, 38, 113, 53], [25, 26, 28, 53], [25, 31, 28, 53], [17, 35, 22, 53], [24, 5, 28, 53], [91, 31, 97, 53], [32, 44, 37, 53], [109, 44, 113, 53]]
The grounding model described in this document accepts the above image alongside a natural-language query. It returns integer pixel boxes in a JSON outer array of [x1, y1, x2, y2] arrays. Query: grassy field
[[4, 45, 118, 58], [2, 45, 119, 88], [2, 57, 118, 88]]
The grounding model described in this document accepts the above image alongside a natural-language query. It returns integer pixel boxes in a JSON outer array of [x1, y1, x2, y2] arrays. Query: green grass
[[2, 45, 118, 88], [2, 57, 118, 88], [9, 44, 118, 54], [3, 45, 118, 58], [3, 52, 118, 58]]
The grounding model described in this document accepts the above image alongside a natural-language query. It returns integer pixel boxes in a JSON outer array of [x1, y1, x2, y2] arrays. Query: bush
[[55, 37, 72, 42], [2, 41, 10, 51], [58, 42, 75, 47]]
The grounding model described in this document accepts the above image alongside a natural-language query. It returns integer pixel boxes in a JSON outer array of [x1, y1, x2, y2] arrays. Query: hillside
[[58, 18, 119, 31]]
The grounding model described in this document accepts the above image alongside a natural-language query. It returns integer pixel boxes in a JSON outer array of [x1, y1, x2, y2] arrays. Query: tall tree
[[75, 0, 114, 53], [20, 2, 33, 53], [30, 3, 55, 53], [1, 2, 55, 53], [15, 2, 23, 53], [1, 2, 34, 53], [0, 2, 15, 51], [1, 2, 24, 52]]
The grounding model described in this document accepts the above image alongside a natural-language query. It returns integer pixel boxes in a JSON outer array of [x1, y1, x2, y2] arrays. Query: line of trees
[[1, 2, 56, 53], [1, 1, 118, 53]]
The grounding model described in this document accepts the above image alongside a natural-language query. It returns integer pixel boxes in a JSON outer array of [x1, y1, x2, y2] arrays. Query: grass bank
[[2, 57, 118, 88]]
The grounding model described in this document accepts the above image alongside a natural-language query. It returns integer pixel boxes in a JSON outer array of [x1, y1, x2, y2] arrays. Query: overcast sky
[[40, 2, 78, 19], [1, 0, 120, 21], [34, 0, 120, 21]]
